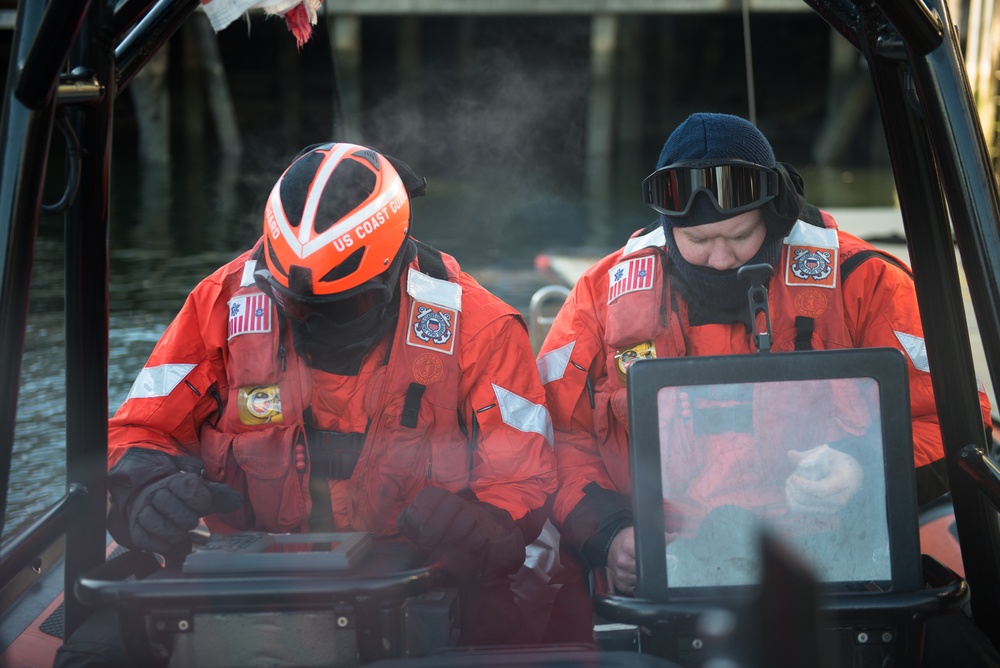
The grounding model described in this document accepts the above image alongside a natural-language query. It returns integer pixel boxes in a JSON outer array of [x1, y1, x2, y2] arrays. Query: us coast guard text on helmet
[[266, 174, 407, 259]]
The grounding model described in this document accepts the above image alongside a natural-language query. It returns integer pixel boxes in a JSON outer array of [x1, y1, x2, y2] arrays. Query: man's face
[[671, 209, 767, 271]]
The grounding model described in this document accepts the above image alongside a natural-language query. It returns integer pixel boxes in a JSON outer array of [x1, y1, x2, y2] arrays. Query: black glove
[[107, 448, 243, 557], [127, 471, 244, 556], [397, 487, 525, 583]]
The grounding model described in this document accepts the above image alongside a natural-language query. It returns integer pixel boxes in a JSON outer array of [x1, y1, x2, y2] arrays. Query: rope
[[742, 0, 758, 126]]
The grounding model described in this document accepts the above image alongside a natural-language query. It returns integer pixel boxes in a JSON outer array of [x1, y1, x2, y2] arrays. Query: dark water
[[4, 9, 901, 544]]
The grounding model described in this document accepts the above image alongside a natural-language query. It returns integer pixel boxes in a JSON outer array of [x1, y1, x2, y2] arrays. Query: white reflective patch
[[126, 364, 197, 400], [537, 341, 575, 384], [521, 520, 561, 579], [894, 331, 930, 373], [406, 268, 462, 311], [785, 220, 839, 249], [492, 384, 553, 447], [240, 259, 257, 287], [623, 226, 665, 256]]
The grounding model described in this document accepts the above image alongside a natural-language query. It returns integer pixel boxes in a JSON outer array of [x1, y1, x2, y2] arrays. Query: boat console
[[75, 533, 457, 667]]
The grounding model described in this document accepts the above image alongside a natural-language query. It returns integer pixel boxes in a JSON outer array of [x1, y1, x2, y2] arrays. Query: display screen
[[655, 376, 892, 591]]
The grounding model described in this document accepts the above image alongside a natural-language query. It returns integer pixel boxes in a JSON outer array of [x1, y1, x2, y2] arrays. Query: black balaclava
[[654, 113, 804, 322], [290, 239, 416, 376], [665, 217, 783, 319]]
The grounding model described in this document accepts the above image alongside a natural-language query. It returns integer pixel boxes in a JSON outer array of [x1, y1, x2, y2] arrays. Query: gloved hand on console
[[397, 487, 525, 583], [126, 470, 244, 555], [108, 447, 244, 556]]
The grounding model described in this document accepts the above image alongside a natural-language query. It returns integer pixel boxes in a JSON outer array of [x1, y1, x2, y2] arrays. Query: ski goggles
[[642, 160, 779, 217]]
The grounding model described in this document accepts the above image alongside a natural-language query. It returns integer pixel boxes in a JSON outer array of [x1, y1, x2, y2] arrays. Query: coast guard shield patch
[[785, 245, 838, 289], [407, 301, 458, 355]]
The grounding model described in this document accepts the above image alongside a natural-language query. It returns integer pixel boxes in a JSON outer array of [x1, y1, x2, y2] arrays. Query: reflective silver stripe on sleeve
[[896, 330, 986, 390], [492, 384, 554, 447], [894, 331, 929, 373], [537, 341, 575, 385], [126, 364, 197, 400]]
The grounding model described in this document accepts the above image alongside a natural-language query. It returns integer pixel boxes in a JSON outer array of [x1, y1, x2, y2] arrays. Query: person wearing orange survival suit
[[96, 143, 557, 649], [536, 114, 996, 662]]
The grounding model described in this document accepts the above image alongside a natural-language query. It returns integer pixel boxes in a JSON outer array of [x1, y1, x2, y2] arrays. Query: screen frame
[[627, 348, 922, 601]]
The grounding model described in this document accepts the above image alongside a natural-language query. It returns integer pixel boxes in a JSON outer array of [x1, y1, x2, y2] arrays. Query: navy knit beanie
[[657, 113, 776, 228]]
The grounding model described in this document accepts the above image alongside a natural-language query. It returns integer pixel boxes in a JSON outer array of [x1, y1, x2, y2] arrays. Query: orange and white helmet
[[261, 143, 412, 300]]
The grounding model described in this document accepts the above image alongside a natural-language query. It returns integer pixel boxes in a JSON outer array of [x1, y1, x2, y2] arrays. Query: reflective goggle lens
[[642, 160, 778, 217]]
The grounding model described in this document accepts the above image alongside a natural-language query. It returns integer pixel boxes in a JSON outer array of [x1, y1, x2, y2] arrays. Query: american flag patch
[[228, 293, 272, 339], [608, 256, 655, 303]]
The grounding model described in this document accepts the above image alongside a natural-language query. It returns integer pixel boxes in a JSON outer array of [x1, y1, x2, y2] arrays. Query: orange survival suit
[[107, 239, 557, 541], [537, 207, 992, 569]]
